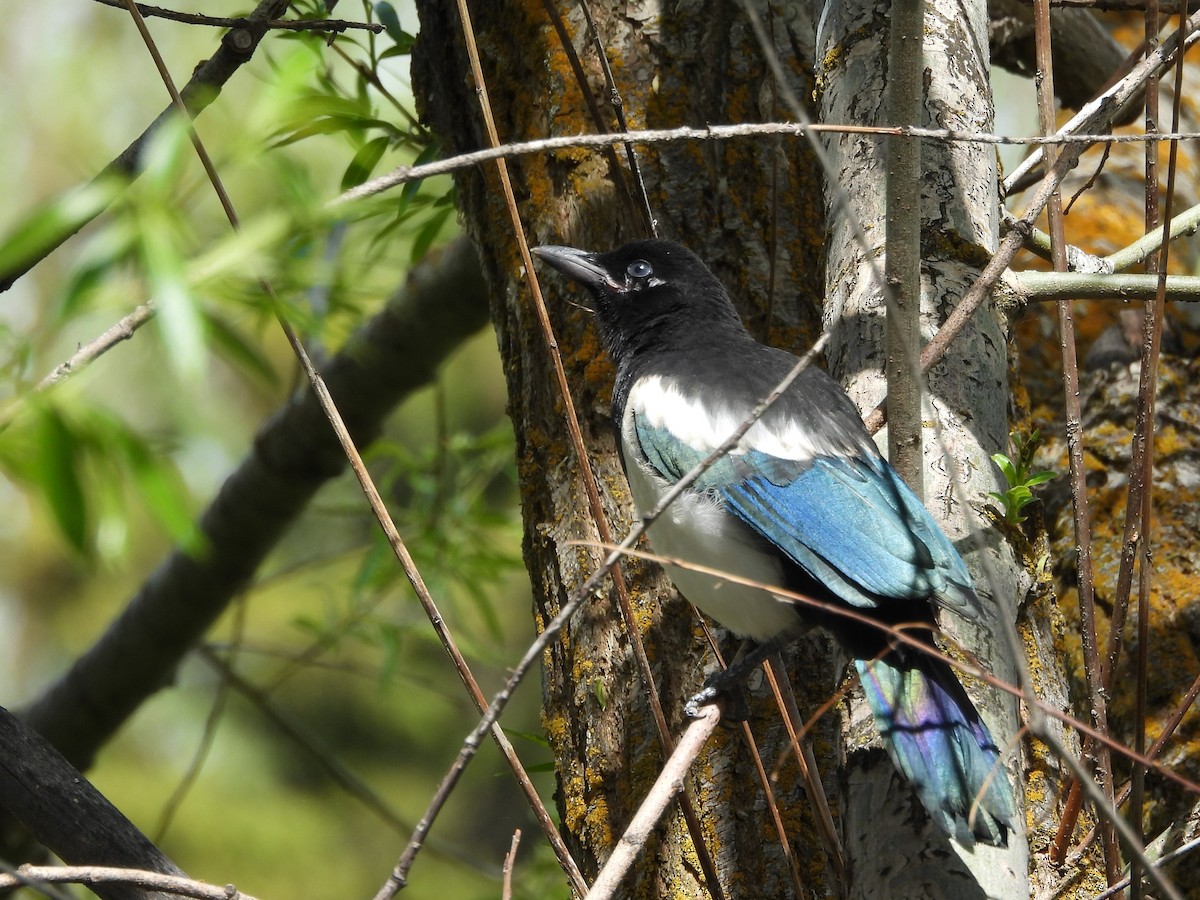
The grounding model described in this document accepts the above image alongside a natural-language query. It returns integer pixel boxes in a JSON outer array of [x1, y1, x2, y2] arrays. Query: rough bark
[[816, 1, 1054, 896], [412, 2, 844, 895]]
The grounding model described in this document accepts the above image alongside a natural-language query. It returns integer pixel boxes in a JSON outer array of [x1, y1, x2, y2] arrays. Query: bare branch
[[585, 705, 723, 900], [1003, 7, 1200, 194], [0, 303, 155, 433], [90, 0, 383, 32], [1015, 271, 1200, 301], [501, 830, 521, 900], [335, 122, 1200, 206], [0, 865, 258, 900], [1107, 199, 1200, 271]]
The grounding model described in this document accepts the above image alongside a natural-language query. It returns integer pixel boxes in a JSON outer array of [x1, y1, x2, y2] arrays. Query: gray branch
[[1014, 271, 1200, 302], [0, 705, 185, 900]]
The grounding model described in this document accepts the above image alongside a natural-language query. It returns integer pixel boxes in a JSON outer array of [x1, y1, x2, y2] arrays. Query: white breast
[[620, 400, 803, 643]]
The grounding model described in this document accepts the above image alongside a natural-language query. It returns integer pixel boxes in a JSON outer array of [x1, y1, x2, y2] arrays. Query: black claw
[[686, 670, 751, 721]]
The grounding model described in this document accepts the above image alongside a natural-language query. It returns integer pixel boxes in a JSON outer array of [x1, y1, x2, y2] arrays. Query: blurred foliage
[[0, 3, 563, 899]]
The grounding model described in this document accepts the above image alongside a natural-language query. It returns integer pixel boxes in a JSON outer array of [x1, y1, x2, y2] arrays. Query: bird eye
[[626, 260, 653, 279]]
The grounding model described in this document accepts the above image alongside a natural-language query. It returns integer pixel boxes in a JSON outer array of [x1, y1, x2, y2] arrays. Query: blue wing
[[633, 413, 980, 618]]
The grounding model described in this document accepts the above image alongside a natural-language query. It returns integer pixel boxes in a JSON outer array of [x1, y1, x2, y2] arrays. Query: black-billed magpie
[[533, 238, 1018, 847]]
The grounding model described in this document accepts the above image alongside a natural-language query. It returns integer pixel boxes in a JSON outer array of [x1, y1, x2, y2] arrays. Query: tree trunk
[[413, 1, 1067, 896], [816, 1, 1035, 895]]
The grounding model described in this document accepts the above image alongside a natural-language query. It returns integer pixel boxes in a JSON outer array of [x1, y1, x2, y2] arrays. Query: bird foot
[[685, 669, 752, 721], [684, 638, 785, 722]]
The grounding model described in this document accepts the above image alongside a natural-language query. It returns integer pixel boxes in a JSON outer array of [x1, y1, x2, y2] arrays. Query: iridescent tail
[[855, 650, 1017, 846]]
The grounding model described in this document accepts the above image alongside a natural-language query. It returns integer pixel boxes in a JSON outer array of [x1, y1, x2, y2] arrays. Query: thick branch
[[20, 237, 488, 768], [883, 0, 925, 496], [1016, 271, 1200, 301], [0, 706, 184, 900]]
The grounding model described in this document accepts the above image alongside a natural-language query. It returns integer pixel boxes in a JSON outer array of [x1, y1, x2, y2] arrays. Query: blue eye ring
[[627, 260, 653, 279]]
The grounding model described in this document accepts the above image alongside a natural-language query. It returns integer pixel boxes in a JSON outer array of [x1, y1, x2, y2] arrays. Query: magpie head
[[532, 239, 745, 365]]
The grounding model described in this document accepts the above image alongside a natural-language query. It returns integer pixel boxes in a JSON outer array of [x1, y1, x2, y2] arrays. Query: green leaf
[[32, 406, 89, 554], [138, 209, 205, 379], [188, 212, 290, 285], [341, 135, 390, 190], [117, 432, 200, 551], [410, 207, 454, 263], [502, 728, 551, 748], [374, 2, 415, 51], [140, 114, 193, 194], [57, 220, 139, 321], [991, 453, 1017, 485], [379, 44, 413, 61]]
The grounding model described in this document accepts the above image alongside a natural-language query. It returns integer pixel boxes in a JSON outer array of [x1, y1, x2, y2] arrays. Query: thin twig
[[693, 620, 811, 896], [576, 0, 657, 236], [0, 865, 259, 900], [1003, 6, 1200, 194], [1038, 731, 1183, 900], [335, 122, 1200, 206], [197, 648, 416, 836], [371, 332, 830, 899], [883, 0, 925, 498], [1064, 141, 1115, 214], [1032, 0, 1121, 880], [501, 830, 521, 900], [1091, 835, 1200, 900], [1069, 667, 1200, 866], [0, 0, 290, 293], [154, 600, 246, 841], [1139, 13, 1187, 898], [764, 654, 845, 885], [584, 705, 723, 900], [417, 2, 719, 897], [443, 1, 719, 896], [92, 0, 383, 32], [741, 683, 810, 895], [537, 0, 641, 227], [118, 6, 581, 893], [1130, 6, 1163, 894], [598, 543, 1200, 795], [1107, 199, 1200, 270], [0, 302, 155, 433]]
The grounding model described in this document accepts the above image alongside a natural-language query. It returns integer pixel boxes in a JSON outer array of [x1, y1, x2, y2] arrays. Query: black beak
[[531, 245, 621, 292]]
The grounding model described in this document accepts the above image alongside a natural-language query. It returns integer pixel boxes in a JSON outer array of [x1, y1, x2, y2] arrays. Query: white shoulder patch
[[627, 374, 841, 461]]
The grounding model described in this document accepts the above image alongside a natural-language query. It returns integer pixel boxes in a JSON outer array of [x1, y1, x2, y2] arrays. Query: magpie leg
[[685, 639, 779, 721]]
